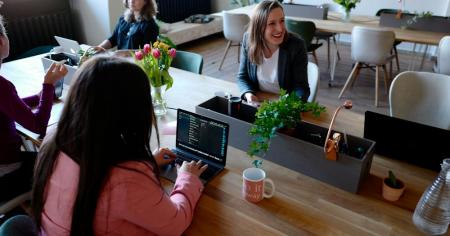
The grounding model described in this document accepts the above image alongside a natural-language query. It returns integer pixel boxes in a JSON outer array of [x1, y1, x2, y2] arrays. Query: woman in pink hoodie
[[31, 56, 207, 236]]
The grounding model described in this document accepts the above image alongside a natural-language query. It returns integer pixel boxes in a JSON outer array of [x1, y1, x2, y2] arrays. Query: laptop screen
[[364, 111, 450, 171], [176, 109, 229, 165]]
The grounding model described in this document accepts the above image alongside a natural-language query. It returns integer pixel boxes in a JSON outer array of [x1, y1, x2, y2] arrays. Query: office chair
[[219, 11, 250, 70], [171, 50, 204, 74], [285, 19, 323, 65], [389, 71, 450, 130], [376, 9, 401, 71], [339, 26, 395, 107], [307, 62, 319, 102]]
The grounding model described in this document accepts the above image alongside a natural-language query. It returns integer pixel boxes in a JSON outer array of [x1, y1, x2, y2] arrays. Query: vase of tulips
[[134, 39, 177, 116], [333, 0, 361, 22]]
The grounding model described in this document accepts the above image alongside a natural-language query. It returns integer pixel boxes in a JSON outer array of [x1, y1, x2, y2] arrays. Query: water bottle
[[413, 158, 450, 235]]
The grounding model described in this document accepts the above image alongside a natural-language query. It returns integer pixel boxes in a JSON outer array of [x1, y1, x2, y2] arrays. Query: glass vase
[[343, 9, 351, 22], [151, 85, 167, 116], [413, 158, 450, 235]]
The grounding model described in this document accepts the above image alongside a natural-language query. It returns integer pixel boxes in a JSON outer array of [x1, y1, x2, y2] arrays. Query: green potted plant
[[382, 170, 406, 201], [333, 0, 361, 21], [247, 89, 325, 158]]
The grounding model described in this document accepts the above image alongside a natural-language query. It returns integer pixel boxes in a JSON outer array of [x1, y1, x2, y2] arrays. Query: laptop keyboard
[[172, 151, 218, 180]]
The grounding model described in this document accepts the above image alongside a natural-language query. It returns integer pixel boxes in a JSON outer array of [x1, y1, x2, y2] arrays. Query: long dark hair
[[31, 56, 159, 236], [247, 0, 286, 65]]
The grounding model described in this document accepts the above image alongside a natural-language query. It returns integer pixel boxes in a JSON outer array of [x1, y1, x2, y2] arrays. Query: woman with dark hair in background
[[236, 0, 310, 105], [32, 56, 207, 235], [0, 15, 67, 202], [98, 0, 159, 50]]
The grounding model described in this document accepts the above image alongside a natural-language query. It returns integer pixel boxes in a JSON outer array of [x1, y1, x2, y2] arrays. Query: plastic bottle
[[413, 158, 450, 235]]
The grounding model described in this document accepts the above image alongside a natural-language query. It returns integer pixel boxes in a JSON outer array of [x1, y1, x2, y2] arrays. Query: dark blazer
[[109, 16, 159, 50], [236, 32, 310, 102]]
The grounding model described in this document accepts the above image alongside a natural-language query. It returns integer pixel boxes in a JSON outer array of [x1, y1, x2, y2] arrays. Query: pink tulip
[[135, 51, 144, 60], [168, 48, 177, 58], [143, 44, 151, 54], [152, 48, 161, 59]]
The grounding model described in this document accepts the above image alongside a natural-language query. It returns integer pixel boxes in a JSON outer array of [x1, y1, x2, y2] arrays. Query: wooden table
[[2, 55, 445, 235]]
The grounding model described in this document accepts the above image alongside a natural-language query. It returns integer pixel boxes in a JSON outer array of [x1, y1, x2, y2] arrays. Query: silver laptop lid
[[54, 36, 81, 56]]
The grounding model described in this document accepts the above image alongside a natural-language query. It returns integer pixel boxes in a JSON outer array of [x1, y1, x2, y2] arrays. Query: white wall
[[109, 0, 125, 33], [446, 0, 450, 15], [212, 0, 234, 12], [70, 0, 124, 45]]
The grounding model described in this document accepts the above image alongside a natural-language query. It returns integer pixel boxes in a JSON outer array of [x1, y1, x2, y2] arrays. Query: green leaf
[[247, 89, 326, 158], [158, 35, 176, 49]]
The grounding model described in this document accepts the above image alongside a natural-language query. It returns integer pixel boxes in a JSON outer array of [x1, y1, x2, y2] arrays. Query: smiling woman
[[236, 0, 310, 105]]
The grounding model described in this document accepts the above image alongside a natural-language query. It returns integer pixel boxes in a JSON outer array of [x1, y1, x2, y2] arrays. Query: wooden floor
[[178, 33, 435, 115]]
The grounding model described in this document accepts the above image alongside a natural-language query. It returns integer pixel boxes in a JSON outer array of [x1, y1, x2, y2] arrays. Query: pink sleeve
[[111, 168, 203, 235]]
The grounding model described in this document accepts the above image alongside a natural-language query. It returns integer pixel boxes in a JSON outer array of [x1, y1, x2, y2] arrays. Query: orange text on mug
[[242, 167, 275, 203]]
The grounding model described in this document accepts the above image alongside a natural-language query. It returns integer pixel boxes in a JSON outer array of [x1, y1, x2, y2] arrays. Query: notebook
[[54, 36, 81, 56], [160, 109, 229, 184], [364, 111, 450, 171]]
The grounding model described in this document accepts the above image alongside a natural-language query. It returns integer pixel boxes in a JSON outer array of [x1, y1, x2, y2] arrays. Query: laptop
[[364, 111, 450, 171], [160, 109, 229, 184], [54, 36, 81, 56]]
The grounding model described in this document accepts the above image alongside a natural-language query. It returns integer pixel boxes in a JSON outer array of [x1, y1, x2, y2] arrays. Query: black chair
[[376, 9, 401, 71], [285, 19, 323, 65], [314, 31, 341, 68]]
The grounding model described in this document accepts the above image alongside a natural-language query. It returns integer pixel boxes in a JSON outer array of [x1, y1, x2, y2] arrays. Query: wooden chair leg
[[338, 62, 360, 98], [393, 46, 400, 71], [375, 66, 380, 107], [382, 64, 389, 93], [218, 41, 232, 70], [312, 51, 319, 66], [350, 64, 361, 88]]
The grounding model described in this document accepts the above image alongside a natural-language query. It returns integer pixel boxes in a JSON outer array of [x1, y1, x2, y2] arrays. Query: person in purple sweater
[[0, 15, 67, 202]]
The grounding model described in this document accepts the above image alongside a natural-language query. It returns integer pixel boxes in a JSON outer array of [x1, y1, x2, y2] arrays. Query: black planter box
[[283, 3, 329, 20], [195, 96, 376, 193], [379, 13, 450, 33]]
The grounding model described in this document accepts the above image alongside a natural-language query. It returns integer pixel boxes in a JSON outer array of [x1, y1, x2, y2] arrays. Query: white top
[[256, 49, 280, 94]]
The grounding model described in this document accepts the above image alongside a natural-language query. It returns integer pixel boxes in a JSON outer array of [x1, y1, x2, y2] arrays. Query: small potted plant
[[247, 89, 325, 158], [382, 170, 406, 201]]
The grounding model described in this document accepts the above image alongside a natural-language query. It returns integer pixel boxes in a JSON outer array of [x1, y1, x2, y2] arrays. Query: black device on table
[[160, 109, 229, 184], [364, 111, 450, 171]]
